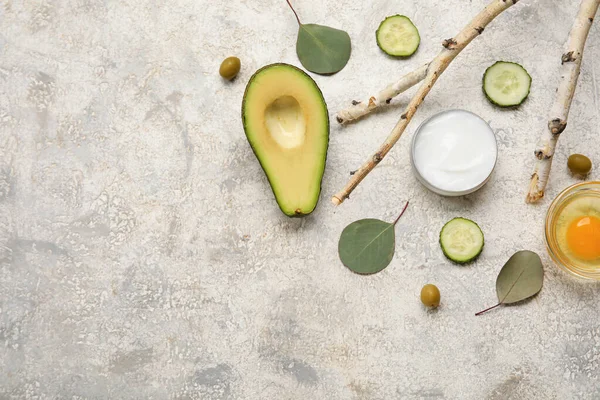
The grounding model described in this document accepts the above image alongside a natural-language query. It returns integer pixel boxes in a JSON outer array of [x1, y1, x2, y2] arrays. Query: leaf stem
[[475, 303, 501, 316], [392, 201, 410, 226], [285, 0, 302, 25]]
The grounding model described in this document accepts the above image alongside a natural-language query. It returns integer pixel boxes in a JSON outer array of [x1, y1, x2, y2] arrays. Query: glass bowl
[[545, 181, 600, 280]]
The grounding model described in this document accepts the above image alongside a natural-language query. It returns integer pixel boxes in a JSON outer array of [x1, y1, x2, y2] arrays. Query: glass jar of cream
[[410, 109, 497, 196]]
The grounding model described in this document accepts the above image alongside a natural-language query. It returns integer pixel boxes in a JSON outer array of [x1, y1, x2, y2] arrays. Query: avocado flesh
[[242, 64, 329, 217]]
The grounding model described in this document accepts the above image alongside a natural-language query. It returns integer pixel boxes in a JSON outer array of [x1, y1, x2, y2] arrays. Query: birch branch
[[332, 0, 520, 206], [336, 63, 429, 124], [526, 0, 599, 203]]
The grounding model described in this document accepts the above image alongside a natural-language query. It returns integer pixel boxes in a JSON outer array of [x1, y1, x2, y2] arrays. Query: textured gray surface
[[1, 0, 600, 399]]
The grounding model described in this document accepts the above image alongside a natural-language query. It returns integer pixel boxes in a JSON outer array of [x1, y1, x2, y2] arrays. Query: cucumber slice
[[483, 61, 531, 107], [376, 15, 420, 57], [439, 218, 484, 264]]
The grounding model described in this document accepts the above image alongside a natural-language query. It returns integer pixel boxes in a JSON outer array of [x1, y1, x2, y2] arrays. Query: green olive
[[420, 284, 440, 308], [219, 57, 241, 80], [567, 154, 592, 177]]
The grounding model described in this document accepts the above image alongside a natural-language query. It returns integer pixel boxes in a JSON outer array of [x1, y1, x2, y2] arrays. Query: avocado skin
[[241, 63, 330, 217]]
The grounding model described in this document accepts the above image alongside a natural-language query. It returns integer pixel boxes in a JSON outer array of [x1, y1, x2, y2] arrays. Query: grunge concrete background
[[1, 0, 600, 398]]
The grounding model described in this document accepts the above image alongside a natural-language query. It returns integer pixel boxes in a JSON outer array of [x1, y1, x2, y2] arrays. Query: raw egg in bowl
[[546, 182, 600, 279]]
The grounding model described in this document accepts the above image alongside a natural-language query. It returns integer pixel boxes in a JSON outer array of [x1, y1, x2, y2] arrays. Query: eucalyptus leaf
[[476, 250, 544, 316], [338, 202, 408, 275], [296, 24, 352, 75], [338, 219, 395, 274], [496, 250, 544, 304]]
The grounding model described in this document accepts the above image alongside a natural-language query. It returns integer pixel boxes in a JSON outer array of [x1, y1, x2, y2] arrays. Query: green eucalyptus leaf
[[338, 219, 395, 275], [296, 24, 352, 75], [496, 250, 544, 304], [338, 202, 408, 275]]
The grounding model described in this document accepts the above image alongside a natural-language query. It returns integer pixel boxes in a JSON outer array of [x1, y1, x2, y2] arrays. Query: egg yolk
[[566, 215, 600, 260]]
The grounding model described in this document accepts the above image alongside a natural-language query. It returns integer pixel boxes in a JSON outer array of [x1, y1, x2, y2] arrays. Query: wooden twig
[[336, 63, 429, 124], [332, 0, 520, 206], [526, 0, 599, 203]]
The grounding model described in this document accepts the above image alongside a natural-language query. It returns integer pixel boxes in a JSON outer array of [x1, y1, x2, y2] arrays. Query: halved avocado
[[242, 63, 329, 217]]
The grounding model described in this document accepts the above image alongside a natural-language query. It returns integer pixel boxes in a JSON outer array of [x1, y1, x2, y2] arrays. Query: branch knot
[[534, 150, 544, 160], [549, 118, 567, 135], [561, 51, 576, 64], [442, 38, 458, 49], [534, 149, 552, 160]]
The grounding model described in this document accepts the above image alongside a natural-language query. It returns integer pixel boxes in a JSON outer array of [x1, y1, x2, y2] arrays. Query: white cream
[[411, 110, 497, 195]]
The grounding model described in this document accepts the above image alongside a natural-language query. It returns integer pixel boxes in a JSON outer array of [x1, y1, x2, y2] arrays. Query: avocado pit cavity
[[265, 96, 306, 149]]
